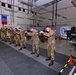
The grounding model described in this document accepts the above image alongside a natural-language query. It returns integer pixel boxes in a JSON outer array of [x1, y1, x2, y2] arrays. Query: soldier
[[18, 28, 26, 50], [8, 27, 14, 44], [0, 28, 1, 39], [27, 28, 40, 57], [1, 28, 6, 41], [15, 30, 20, 46], [2, 28, 7, 42], [1, 28, 3, 39], [43, 26, 56, 66]]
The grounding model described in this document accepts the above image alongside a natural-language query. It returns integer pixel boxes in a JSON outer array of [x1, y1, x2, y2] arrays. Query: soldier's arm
[[43, 32, 50, 37], [27, 32, 34, 36]]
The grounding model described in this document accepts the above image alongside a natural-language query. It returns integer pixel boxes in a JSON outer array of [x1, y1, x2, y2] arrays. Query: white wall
[[0, 0, 32, 28]]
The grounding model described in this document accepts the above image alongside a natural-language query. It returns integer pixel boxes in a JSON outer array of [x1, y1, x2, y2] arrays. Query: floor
[[0, 39, 76, 75], [27, 39, 76, 57]]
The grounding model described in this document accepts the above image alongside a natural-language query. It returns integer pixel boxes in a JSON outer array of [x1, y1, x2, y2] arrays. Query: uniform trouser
[[1, 33, 4, 40], [32, 42, 39, 54], [0, 33, 1, 38], [20, 38, 26, 48], [3, 34, 6, 41], [46, 43, 55, 60], [16, 38, 20, 45], [10, 35, 14, 43], [1, 32, 3, 39]]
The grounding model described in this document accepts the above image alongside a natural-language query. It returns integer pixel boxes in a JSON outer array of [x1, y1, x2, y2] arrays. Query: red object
[[68, 55, 74, 65], [59, 35, 62, 40], [2, 21, 7, 25], [57, 36, 62, 40]]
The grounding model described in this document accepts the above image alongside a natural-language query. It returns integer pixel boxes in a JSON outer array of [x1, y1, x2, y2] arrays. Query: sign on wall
[[2, 15, 7, 25], [60, 26, 71, 39]]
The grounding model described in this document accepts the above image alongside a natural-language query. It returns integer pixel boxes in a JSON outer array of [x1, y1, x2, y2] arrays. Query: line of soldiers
[[0, 26, 56, 66]]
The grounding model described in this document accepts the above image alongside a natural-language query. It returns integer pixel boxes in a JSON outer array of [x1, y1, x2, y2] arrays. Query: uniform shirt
[[27, 31, 39, 44], [15, 31, 20, 40], [8, 29, 14, 36], [43, 30, 55, 44], [19, 30, 26, 40]]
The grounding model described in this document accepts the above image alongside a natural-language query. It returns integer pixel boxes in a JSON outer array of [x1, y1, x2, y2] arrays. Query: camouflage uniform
[[1, 28, 3, 39], [1, 28, 7, 41], [0, 29, 1, 38], [19, 29, 26, 50], [8, 27, 14, 44], [15, 30, 20, 46], [43, 29, 56, 66], [27, 29, 40, 57]]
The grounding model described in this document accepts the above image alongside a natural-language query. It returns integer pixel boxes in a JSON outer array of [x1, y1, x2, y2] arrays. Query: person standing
[[18, 28, 26, 50], [1, 28, 7, 42], [8, 27, 14, 44], [43, 26, 56, 66], [14, 29, 20, 46], [27, 28, 40, 57]]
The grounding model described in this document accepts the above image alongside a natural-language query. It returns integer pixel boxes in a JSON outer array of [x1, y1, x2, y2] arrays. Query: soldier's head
[[9, 27, 12, 30], [18, 28, 22, 31], [30, 28, 34, 33], [46, 27, 51, 32]]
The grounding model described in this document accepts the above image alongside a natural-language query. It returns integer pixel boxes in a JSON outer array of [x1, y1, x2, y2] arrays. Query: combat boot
[[19, 48, 22, 50], [48, 60, 54, 66], [9, 42, 12, 44], [14, 44, 17, 47], [23, 46, 26, 49], [31, 52, 35, 54], [36, 54, 39, 57], [45, 57, 50, 61]]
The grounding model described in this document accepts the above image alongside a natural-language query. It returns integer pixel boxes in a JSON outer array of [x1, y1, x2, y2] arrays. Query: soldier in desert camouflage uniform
[[43, 26, 56, 66], [8, 27, 14, 44], [18, 28, 26, 50], [27, 28, 40, 57]]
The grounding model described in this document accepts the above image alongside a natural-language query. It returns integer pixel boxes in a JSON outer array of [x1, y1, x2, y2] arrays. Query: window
[[18, 7, 21, 11], [23, 9, 25, 12], [1, 2, 5, 7], [8, 4, 12, 8]]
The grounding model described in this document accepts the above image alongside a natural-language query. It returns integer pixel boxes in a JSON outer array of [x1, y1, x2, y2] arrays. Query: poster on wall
[[2, 15, 7, 25], [60, 26, 71, 39]]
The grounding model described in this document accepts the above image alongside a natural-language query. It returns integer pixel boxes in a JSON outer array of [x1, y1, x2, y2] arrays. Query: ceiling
[[31, 0, 76, 26], [35, 0, 53, 6], [19, 0, 76, 26]]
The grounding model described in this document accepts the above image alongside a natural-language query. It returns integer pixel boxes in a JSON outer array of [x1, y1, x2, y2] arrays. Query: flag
[[2, 15, 7, 25]]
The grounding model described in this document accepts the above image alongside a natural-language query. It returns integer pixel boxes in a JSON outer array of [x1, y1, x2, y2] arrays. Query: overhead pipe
[[41, 5, 74, 15]]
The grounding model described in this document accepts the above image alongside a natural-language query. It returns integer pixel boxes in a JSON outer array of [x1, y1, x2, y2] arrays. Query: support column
[[55, 0, 58, 27], [52, 2, 54, 27]]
